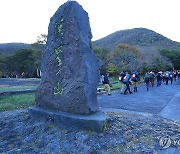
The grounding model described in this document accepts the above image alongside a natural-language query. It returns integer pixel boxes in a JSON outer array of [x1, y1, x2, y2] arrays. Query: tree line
[[93, 44, 180, 76], [0, 48, 42, 78], [0, 35, 46, 78], [0, 36, 179, 78]]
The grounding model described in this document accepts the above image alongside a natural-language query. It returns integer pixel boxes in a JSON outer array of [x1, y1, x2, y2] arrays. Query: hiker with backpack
[[149, 71, 155, 87], [144, 72, 150, 91], [102, 73, 111, 95], [156, 71, 162, 86], [131, 71, 140, 92], [173, 71, 177, 81], [123, 72, 132, 95], [162, 73, 165, 83], [170, 71, 173, 84], [119, 72, 126, 94], [178, 70, 180, 80], [164, 71, 170, 85]]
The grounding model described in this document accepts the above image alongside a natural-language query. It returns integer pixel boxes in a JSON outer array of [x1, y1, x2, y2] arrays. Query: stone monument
[[29, 1, 109, 132]]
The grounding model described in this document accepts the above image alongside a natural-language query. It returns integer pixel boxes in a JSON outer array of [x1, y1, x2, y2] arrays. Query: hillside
[[92, 28, 180, 52], [0, 43, 45, 57], [0, 43, 34, 56], [1, 28, 180, 56]]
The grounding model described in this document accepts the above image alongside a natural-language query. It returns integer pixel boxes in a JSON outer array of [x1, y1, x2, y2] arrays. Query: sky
[[0, 0, 180, 44]]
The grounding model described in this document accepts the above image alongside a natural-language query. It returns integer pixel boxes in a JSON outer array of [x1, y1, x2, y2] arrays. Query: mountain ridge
[[92, 28, 180, 51], [0, 43, 33, 56], [0, 28, 180, 56]]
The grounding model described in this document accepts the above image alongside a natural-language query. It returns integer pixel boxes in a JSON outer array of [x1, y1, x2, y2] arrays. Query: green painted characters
[[53, 18, 64, 95], [55, 18, 64, 35], [53, 82, 63, 95]]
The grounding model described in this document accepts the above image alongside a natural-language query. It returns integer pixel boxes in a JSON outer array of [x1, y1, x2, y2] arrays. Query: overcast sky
[[0, 0, 179, 43]]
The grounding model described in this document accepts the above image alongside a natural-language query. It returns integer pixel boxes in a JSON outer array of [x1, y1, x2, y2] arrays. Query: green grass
[[110, 76, 119, 82], [0, 85, 37, 91], [0, 93, 35, 112], [110, 82, 122, 89], [98, 81, 122, 90], [0, 80, 122, 112]]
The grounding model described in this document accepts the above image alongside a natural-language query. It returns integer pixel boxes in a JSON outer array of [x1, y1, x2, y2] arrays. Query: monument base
[[28, 107, 109, 132]]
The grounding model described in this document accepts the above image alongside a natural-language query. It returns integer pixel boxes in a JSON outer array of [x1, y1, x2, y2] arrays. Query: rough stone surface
[[36, 1, 100, 115], [28, 107, 109, 132], [1, 109, 180, 153]]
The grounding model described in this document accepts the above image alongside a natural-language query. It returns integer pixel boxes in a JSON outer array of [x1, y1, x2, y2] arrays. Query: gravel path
[[0, 109, 180, 153]]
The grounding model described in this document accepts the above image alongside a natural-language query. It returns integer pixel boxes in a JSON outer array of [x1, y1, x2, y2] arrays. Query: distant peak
[[93, 28, 180, 50]]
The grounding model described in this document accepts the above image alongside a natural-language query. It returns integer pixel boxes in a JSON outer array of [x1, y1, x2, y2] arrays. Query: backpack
[[132, 73, 138, 82], [145, 73, 150, 82], [119, 76, 122, 81], [119, 72, 125, 82], [123, 74, 130, 83], [149, 74, 153, 79], [157, 73, 162, 80], [165, 72, 170, 78]]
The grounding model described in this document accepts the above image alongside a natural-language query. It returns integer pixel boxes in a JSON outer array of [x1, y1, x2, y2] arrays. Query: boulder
[[35, 1, 101, 115]]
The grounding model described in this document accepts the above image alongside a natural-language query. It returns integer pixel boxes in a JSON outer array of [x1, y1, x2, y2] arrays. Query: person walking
[[131, 71, 140, 92], [149, 71, 155, 87], [164, 71, 170, 85], [123, 72, 132, 95], [173, 71, 177, 81], [103, 73, 111, 95], [162, 72, 165, 83], [156, 71, 162, 86], [178, 70, 180, 80], [170, 71, 173, 84], [144, 72, 150, 91], [119, 72, 126, 94]]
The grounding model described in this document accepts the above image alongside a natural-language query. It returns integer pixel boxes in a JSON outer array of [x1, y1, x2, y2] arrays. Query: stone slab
[[99, 107, 153, 117], [28, 107, 109, 132]]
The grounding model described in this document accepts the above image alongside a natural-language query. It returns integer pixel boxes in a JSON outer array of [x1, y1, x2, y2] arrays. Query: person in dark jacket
[[157, 71, 162, 86], [170, 71, 173, 84], [131, 71, 140, 92], [103, 73, 111, 95], [119, 72, 126, 94]]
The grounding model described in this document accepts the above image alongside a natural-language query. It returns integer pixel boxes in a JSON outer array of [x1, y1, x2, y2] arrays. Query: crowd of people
[[1, 70, 41, 78], [101, 70, 180, 95], [1, 72, 31, 78]]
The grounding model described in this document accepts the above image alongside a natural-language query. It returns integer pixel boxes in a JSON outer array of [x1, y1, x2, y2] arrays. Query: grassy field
[[110, 82, 122, 89], [0, 93, 35, 112], [0, 79, 122, 112]]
